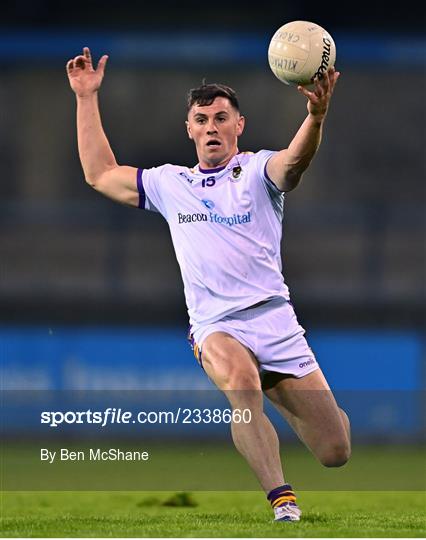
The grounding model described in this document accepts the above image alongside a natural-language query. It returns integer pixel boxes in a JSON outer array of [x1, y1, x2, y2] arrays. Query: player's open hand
[[297, 66, 340, 119], [66, 47, 108, 97]]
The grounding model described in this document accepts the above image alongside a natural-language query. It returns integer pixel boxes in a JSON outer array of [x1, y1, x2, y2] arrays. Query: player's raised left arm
[[266, 67, 340, 192]]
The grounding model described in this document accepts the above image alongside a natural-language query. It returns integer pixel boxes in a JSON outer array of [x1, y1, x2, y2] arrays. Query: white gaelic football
[[268, 20, 336, 86]]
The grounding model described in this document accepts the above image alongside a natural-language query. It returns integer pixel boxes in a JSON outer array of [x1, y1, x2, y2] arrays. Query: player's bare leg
[[262, 369, 351, 467], [201, 332, 285, 492]]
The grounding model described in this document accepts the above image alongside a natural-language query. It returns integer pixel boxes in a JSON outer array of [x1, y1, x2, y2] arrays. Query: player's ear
[[185, 120, 193, 140], [236, 115, 245, 136]]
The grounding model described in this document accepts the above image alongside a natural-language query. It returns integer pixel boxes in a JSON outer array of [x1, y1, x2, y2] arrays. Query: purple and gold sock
[[267, 483, 297, 509]]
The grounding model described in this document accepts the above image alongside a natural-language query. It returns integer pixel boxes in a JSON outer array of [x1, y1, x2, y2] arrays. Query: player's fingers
[[66, 59, 74, 72], [320, 69, 331, 94], [73, 54, 88, 69], [83, 47, 95, 70], [96, 55, 109, 74], [330, 69, 340, 92], [326, 67, 336, 86], [324, 68, 332, 89], [312, 76, 324, 98], [297, 85, 315, 100], [83, 47, 92, 62]]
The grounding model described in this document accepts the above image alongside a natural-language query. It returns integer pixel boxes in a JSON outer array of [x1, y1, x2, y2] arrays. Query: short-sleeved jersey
[[137, 150, 290, 326]]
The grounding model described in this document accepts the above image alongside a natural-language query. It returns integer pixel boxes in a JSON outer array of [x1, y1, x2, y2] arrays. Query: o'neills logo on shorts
[[299, 357, 317, 369], [177, 211, 251, 227], [311, 37, 332, 81]]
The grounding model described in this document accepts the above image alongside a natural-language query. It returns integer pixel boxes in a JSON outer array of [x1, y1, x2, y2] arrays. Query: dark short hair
[[187, 83, 240, 112]]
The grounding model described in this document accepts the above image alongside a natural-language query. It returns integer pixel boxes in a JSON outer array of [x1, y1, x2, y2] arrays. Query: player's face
[[186, 97, 245, 169]]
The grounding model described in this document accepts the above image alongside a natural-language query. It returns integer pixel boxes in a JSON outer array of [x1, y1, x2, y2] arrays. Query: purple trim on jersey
[[136, 168, 146, 209], [264, 160, 285, 193], [198, 164, 226, 174]]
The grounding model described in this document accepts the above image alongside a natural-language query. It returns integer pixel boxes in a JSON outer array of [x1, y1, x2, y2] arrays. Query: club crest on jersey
[[201, 199, 215, 210], [179, 172, 193, 184], [229, 166, 243, 183]]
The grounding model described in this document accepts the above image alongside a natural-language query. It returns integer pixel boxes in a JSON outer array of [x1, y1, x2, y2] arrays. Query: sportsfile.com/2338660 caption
[[40, 407, 252, 427]]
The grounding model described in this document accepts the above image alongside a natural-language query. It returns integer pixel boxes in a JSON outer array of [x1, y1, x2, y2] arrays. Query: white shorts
[[189, 297, 319, 378]]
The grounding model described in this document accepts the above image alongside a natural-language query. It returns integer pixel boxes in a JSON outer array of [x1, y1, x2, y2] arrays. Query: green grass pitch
[[1, 444, 425, 537], [1, 490, 425, 537]]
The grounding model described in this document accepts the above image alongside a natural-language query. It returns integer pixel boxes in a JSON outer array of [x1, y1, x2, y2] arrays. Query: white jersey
[[137, 150, 290, 326]]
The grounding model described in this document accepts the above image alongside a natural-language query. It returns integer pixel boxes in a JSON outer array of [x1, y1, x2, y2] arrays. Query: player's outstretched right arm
[[66, 47, 139, 207]]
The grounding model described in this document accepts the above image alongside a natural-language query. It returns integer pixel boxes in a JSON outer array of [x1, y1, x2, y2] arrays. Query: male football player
[[67, 47, 350, 521]]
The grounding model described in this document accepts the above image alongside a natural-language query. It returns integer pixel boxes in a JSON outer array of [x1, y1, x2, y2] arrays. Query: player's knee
[[207, 364, 260, 391], [224, 368, 261, 391], [320, 439, 351, 467]]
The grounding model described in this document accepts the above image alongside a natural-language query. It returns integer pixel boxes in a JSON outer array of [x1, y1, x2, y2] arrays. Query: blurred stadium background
[[0, 1, 425, 447]]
